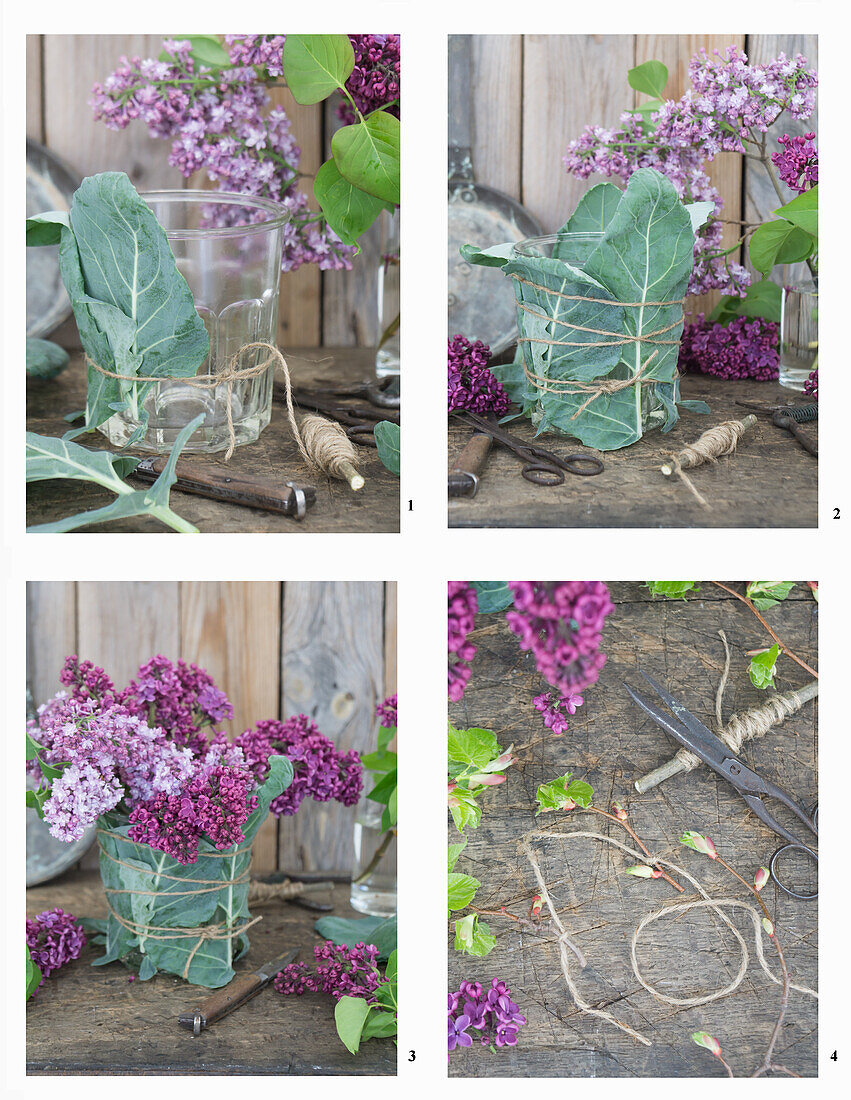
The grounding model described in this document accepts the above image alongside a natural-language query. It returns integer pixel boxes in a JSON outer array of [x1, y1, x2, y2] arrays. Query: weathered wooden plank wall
[[26, 34, 382, 349], [462, 34, 817, 317], [26, 581, 396, 874]]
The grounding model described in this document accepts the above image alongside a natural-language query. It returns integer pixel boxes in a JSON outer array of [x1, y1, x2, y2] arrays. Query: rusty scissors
[[455, 411, 603, 485], [625, 671, 818, 900]]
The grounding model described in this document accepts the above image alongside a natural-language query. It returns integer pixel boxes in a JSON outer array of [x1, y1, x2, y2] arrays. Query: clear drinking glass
[[350, 800, 397, 917], [100, 190, 289, 454], [375, 209, 400, 378], [780, 282, 818, 391]]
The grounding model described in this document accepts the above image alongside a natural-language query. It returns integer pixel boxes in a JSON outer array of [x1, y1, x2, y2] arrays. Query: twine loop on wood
[[87, 341, 311, 463], [97, 829, 260, 980], [508, 272, 686, 417]]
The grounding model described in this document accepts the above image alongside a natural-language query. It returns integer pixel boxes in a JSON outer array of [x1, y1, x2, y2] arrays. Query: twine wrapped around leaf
[[510, 271, 686, 418], [87, 341, 310, 463]]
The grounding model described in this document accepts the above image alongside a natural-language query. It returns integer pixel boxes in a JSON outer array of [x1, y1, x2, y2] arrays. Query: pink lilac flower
[[337, 35, 401, 124], [234, 715, 363, 816], [564, 46, 817, 297], [803, 366, 818, 400], [507, 583, 614, 734], [678, 315, 780, 381], [376, 695, 398, 728], [448, 978, 526, 1054], [119, 655, 234, 755], [448, 336, 511, 416], [90, 37, 355, 272], [26, 909, 86, 989], [29, 694, 195, 842], [274, 941, 385, 1001], [772, 132, 818, 193], [448, 583, 478, 702]]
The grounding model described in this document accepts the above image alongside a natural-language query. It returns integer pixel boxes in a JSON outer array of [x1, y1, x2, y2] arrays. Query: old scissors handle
[[458, 412, 603, 484], [625, 671, 818, 853], [769, 805, 818, 899]]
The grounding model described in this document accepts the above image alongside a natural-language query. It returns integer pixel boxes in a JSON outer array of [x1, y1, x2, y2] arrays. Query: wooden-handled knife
[[178, 948, 299, 1035], [448, 430, 492, 498], [132, 458, 315, 518]]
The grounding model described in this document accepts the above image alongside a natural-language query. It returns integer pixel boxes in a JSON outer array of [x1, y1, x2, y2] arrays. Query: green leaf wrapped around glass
[[462, 168, 713, 451]]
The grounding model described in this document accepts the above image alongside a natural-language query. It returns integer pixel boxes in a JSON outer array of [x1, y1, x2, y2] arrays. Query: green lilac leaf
[[384, 949, 398, 984], [314, 915, 397, 960], [449, 790, 482, 833], [26, 338, 70, 379], [454, 913, 496, 957], [644, 581, 699, 599], [448, 872, 481, 913], [376, 726, 395, 751], [627, 59, 669, 99], [746, 581, 796, 610], [709, 280, 783, 325], [374, 420, 400, 475], [749, 643, 780, 690], [335, 994, 371, 1054], [331, 111, 400, 205], [361, 748, 396, 773], [314, 159, 386, 247], [773, 185, 818, 237], [447, 724, 500, 768], [748, 220, 814, 277], [360, 1009, 398, 1040], [471, 582, 515, 614], [366, 768, 396, 806], [535, 774, 593, 815], [183, 35, 232, 69], [447, 839, 467, 873], [27, 949, 42, 1001], [283, 35, 355, 105], [25, 733, 42, 761]]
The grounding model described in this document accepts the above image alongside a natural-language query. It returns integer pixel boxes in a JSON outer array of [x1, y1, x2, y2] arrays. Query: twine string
[[521, 827, 817, 1046], [97, 830, 260, 980], [508, 272, 686, 414], [87, 341, 311, 463]]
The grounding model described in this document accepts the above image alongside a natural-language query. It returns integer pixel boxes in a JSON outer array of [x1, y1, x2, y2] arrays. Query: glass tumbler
[[350, 800, 397, 917], [100, 191, 289, 454], [375, 209, 400, 379], [780, 282, 818, 392]]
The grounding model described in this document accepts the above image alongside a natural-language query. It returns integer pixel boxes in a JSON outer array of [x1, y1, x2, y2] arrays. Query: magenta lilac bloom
[[234, 715, 363, 816], [448, 336, 511, 417], [26, 908, 86, 989], [772, 132, 818, 193], [448, 978, 527, 1054], [448, 583, 479, 702], [337, 35, 401, 124], [507, 583, 614, 733], [274, 941, 385, 1001], [678, 315, 780, 381], [564, 46, 817, 297], [803, 367, 818, 401], [376, 695, 398, 728]]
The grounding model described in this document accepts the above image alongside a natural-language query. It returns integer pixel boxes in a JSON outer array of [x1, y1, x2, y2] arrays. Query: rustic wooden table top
[[27, 873, 395, 1075], [27, 348, 399, 534], [448, 583, 818, 1078], [448, 377, 818, 528]]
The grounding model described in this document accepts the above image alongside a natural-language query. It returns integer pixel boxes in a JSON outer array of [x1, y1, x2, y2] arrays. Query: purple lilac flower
[[274, 941, 385, 1002], [506, 583, 613, 734], [119, 655, 234, 755], [234, 715, 363, 817], [223, 35, 286, 77], [564, 46, 817, 297], [448, 335, 511, 416], [127, 748, 258, 864], [338, 35, 401, 124], [448, 978, 527, 1055], [29, 694, 195, 842], [376, 694, 398, 728], [448, 583, 478, 702], [90, 37, 355, 272], [678, 315, 780, 381], [60, 656, 117, 705], [26, 909, 86, 989], [803, 367, 818, 401], [772, 132, 818, 193]]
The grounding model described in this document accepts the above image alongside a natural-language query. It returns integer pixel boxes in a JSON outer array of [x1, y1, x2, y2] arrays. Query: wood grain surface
[[26, 875, 395, 1075], [448, 375, 817, 529], [27, 34, 384, 347], [448, 582, 818, 1078], [26, 349, 399, 534], [27, 581, 396, 875]]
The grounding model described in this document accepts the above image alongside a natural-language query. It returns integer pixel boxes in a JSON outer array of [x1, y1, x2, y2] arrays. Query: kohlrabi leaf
[[459, 241, 515, 268], [26, 338, 70, 379], [471, 582, 515, 614], [26, 432, 141, 488]]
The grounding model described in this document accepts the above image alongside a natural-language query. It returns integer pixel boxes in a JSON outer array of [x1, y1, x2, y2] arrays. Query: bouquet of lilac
[[26, 656, 362, 987]]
